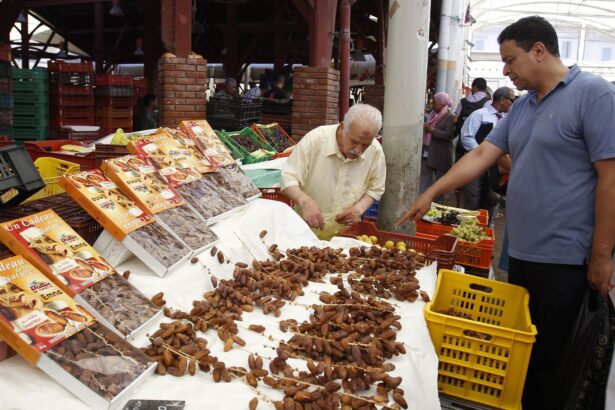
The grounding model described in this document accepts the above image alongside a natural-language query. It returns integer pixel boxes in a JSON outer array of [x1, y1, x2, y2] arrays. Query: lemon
[[398, 245, 406, 252], [396, 241, 405, 248], [369, 235, 378, 245], [384, 240, 394, 249]]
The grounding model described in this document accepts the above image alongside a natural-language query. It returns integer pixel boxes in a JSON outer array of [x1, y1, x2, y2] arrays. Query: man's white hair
[[343, 104, 382, 137]]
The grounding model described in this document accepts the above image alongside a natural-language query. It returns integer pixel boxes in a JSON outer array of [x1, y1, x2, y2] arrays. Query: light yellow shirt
[[281, 124, 386, 219]]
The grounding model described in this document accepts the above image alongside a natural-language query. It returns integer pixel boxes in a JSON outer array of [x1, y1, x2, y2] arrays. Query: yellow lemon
[[384, 240, 394, 249], [398, 245, 406, 252], [396, 241, 405, 248], [369, 235, 378, 245]]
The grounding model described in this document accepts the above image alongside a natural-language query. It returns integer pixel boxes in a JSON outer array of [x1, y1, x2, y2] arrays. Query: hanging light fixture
[[134, 37, 144, 56], [109, 0, 123, 17], [16, 11, 27, 24], [56, 41, 69, 59]]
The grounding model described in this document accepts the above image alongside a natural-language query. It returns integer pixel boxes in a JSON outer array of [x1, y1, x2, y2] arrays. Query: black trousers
[[508, 257, 588, 410]]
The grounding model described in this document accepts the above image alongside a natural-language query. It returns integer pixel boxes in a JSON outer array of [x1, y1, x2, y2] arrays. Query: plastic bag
[[550, 290, 615, 410]]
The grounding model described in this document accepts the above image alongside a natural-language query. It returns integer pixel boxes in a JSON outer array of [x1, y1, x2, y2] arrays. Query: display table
[[0, 199, 440, 410]]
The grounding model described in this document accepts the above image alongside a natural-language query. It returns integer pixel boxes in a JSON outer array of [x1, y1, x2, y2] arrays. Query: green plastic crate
[[219, 127, 275, 164], [11, 67, 48, 80], [12, 93, 48, 105], [215, 130, 245, 161], [12, 114, 48, 128]]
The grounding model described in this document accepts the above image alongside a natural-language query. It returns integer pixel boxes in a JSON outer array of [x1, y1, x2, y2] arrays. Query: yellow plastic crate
[[425, 269, 537, 409], [24, 157, 81, 202]]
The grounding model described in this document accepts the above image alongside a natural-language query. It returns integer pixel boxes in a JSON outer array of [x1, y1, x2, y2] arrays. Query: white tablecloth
[[0, 199, 440, 410]]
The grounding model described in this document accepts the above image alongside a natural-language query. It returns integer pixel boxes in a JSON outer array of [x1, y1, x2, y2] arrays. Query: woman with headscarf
[[419, 92, 455, 194]]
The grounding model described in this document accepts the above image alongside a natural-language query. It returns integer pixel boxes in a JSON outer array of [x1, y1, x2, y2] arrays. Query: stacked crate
[[49, 61, 95, 135], [0, 61, 12, 139], [95, 74, 134, 136], [12, 67, 49, 142]]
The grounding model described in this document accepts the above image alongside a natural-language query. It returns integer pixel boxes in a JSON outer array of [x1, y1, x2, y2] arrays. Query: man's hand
[[299, 196, 324, 230], [587, 253, 615, 296], [335, 206, 362, 226], [396, 194, 432, 226]]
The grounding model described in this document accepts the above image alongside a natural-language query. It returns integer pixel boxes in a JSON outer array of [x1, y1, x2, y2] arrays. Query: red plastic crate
[[50, 106, 94, 119], [50, 83, 94, 96], [259, 187, 294, 207], [251, 122, 296, 158], [416, 209, 489, 237], [96, 96, 134, 108], [95, 74, 133, 86], [417, 227, 495, 270], [97, 117, 132, 128], [24, 139, 96, 169], [48, 60, 94, 73], [53, 94, 95, 107], [96, 106, 132, 119], [339, 221, 459, 271]]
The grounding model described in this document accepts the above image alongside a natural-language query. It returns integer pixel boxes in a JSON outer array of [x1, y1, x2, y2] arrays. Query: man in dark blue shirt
[[398, 16, 615, 409]]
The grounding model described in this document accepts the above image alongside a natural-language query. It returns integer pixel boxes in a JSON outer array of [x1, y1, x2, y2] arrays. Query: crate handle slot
[[469, 283, 493, 294], [462, 329, 493, 342]]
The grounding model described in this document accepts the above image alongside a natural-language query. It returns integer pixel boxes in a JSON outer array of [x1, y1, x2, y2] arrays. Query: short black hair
[[144, 93, 157, 107], [492, 86, 513, 102], [497, 15, 560, 57], [471, 77, 487, 91]]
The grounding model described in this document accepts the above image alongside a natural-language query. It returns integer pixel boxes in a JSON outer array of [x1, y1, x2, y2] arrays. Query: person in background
[[133, 93, 158, 131], [215, 77, 237, 97], [281, 104, 386, 238], [264, 76, 289, 100], [460, 86, 515, 225], [453, 77, 491, 206], [244, 81, 261, 99], [398, 16, 615, 409], [419, 92, 455, 195]]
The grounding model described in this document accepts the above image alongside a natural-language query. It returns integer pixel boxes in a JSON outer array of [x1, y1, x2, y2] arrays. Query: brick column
[[291, 67, 340, 140], [362, 84, 385, 114], [158, 56, 207, 127]]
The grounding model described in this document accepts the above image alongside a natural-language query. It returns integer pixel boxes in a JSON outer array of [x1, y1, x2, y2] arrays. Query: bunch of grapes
[[450, 218, 490, 243]]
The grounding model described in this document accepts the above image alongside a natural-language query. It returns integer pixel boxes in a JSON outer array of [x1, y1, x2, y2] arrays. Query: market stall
[[0, 199, 441, 410]]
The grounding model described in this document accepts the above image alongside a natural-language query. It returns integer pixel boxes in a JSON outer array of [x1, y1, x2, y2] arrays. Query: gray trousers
[[420, 158, 446, 197], [463, 177, 482, 210]]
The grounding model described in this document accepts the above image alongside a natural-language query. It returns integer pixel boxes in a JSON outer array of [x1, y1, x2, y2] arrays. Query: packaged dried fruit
[[179, 120, 236, 167], [44, 322, 154, 409], [101, 154, 218, 253], [61, 170, 192, 277], [0, 257, 155, 407], [214, 163, 261, 200], [0, 210, 162, 339]]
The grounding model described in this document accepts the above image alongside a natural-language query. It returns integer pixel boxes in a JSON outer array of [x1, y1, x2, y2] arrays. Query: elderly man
[[215, 77, 237, 97], [282, 103, 385, 235], [398, 16, 615, 409]]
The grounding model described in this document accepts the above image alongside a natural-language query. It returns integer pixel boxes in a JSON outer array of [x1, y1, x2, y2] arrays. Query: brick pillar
[[291, 67, 340, 141], [362, 84, 385, 114], [158, 56, 207, 127]]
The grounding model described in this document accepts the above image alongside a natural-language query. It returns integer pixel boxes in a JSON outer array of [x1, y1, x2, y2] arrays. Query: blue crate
[[362, 200, 379, 221]]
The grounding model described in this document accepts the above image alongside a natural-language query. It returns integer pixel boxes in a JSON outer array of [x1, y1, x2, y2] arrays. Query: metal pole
[[435, 0, 451, 92], [446, 0, 464, 101], [339, 0, 356, 119], [379, 0, 431, 233], [21, 10, 29, 69]]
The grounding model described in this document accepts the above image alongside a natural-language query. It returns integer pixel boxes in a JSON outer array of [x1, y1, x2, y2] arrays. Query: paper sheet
[[0, 199, 440, 410]]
